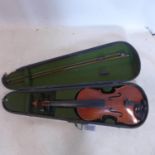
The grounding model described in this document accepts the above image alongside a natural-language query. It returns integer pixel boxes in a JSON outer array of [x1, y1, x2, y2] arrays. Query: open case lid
[[2, 41, 141, 90]]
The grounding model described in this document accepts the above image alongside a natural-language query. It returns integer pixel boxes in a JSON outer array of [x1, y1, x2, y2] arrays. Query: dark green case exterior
[[2, 41, 148, 128]]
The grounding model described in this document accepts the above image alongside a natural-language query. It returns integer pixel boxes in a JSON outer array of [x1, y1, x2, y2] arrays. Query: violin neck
[[40, 100, 105, 108]]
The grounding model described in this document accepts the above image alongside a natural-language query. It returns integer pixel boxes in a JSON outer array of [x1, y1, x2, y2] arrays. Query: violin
[[76, 85, 145, 125], [32, 85, 146, 125]]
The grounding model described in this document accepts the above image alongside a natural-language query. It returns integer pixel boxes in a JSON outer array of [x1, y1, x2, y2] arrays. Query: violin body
[[77, 85, 147, 125]]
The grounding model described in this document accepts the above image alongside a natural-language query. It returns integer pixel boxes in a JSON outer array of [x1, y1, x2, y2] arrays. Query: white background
[[0, 1, 155, 155], [0, 0, 154, 31]]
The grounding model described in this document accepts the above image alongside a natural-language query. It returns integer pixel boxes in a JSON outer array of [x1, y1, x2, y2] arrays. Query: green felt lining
[[3, 42, 140, 90]]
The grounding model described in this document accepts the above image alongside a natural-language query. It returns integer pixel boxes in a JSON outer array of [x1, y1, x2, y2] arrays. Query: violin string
[[32, 99, 104, 108], [7, 52, 129, 84]]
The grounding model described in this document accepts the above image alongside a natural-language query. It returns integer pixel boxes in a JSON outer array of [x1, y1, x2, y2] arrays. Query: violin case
[[2, 41, 148, 128]]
